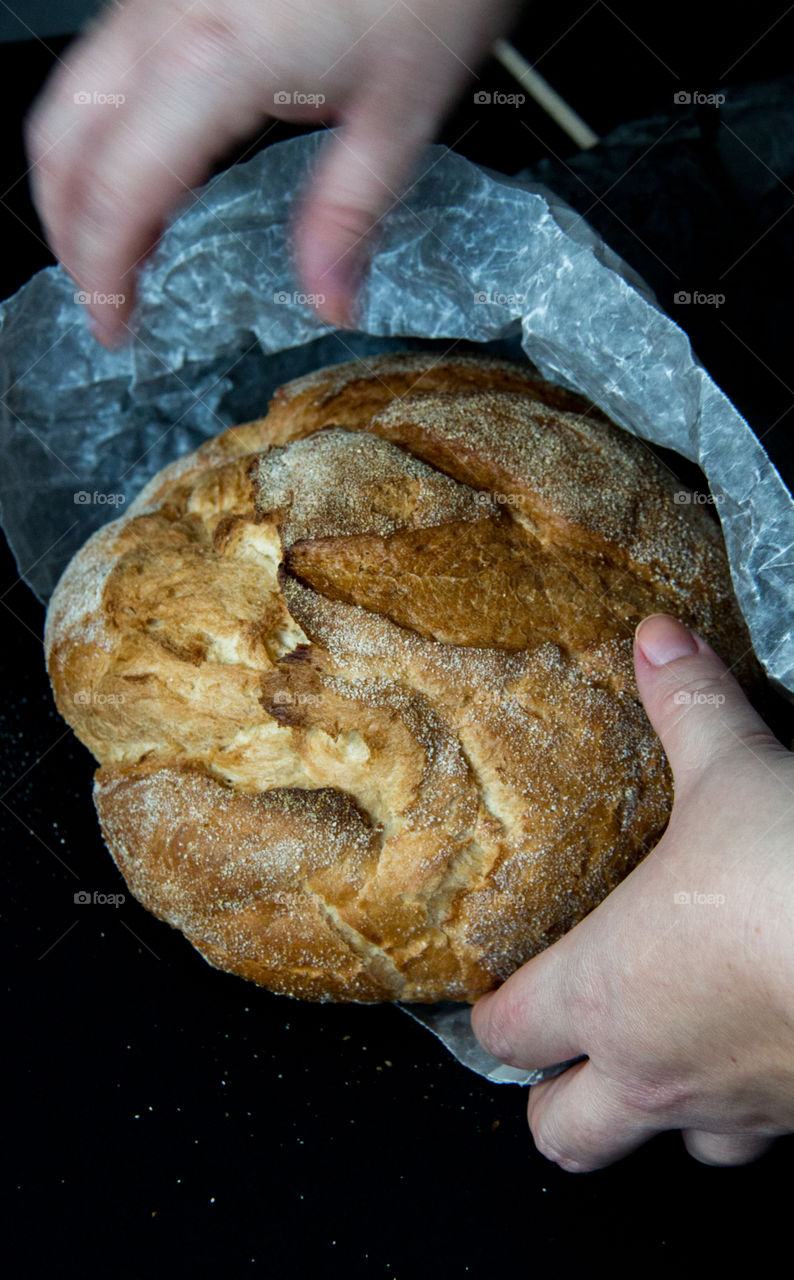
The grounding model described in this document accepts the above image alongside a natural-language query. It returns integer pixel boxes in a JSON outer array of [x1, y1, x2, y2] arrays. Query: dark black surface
[[3, 9, 794, 1278]]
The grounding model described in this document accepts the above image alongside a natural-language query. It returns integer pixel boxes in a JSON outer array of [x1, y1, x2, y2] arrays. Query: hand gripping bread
[[45, 352, 755, 1002]]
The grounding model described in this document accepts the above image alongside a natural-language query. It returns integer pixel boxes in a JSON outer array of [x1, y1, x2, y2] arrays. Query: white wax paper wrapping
[[1, 129, 792, 1085]]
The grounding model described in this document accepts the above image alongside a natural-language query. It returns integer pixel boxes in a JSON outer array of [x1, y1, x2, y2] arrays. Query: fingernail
[[635, 614, 698, 666]]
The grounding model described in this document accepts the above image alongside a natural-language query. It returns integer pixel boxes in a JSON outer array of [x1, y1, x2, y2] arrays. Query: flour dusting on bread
[[46, 352, 756, 1002]]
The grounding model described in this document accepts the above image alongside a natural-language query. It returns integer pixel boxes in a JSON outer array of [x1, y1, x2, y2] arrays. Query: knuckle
[[153, 8, 242, 77], [553, 1154, 589, 1173], [528, 1084, 610, 1172], [608, 1072, 689, 1118], [471, 992, 522, 1066], [471, 1008, 510, 1063], [530, 1118, 584, 1171], [312, 199, 380, 244], [531, 1128, 565, 1165]]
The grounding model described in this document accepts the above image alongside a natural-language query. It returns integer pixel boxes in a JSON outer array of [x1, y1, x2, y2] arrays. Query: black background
[[3, 5, 794, 1277]]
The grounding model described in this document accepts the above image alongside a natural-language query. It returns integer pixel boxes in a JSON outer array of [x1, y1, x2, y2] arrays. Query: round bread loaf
[[45, 352, 754, 1003]]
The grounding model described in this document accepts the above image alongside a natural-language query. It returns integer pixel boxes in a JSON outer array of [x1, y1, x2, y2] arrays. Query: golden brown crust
[[46, 352, 756, 1002]]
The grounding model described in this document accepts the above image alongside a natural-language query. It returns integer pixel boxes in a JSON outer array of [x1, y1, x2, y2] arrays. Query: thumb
[[293, 56, 466, 329], [633, 614, 777, 787]]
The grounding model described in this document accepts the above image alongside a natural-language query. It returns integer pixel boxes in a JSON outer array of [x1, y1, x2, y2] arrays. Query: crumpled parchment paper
[[1, 129, 792, 1085]]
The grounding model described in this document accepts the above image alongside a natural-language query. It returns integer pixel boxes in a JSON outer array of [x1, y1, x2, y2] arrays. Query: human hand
[[24, 0, 519, 346], [471, 613, 794, 1171]]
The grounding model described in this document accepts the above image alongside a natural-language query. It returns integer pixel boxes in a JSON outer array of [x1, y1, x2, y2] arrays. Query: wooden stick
[[493, 38, 600, 151]]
